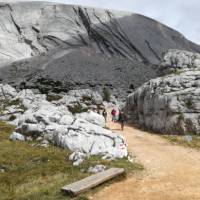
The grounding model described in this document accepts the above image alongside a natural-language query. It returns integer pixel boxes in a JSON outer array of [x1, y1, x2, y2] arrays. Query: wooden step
[[61, 168, 125, 196]]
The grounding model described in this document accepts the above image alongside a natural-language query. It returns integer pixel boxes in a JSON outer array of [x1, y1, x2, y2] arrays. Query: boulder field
[[0, 85, 127, 165]]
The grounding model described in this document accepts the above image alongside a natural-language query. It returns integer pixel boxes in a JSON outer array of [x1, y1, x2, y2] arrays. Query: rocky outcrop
[[125, 50, 200, 135], [0, 85, 127, 160], [159, 49, 200, 75], [0, 2, 200, 98]]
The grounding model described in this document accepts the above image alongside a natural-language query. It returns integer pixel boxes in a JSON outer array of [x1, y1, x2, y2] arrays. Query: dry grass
[[0, 121, 143, 200], [163, 134, 200, 150]]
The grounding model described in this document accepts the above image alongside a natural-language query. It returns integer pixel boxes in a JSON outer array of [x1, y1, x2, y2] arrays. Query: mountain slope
[[0, 1, 199, 96]]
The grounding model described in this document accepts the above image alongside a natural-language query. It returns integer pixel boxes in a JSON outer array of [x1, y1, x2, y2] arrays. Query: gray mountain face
[[0, 2, 200, 97]]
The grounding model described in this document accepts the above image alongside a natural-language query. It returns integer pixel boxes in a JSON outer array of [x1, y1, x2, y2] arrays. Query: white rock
[[76, 111, 105, 127], [16, 89, 46, 109], [91, 92, 103, 105], [0, 84, 17, 100], [88, 165, 106, 173], [69, 151, 87, 161], [73, 159, 84, 166], [69, 151, 87, 166], [36, 136, 43, 141], [10, 132, 25, 141], [18, 123, 44, 136], [59, 89, 103, 107], [68, 89, 93, 98], [39, 140, 50, 148], [0, 169, 5, 173], [59, 115, 74, 125], [182, 135, 193, 142], [26, 136, 33, 141], [54, 118, 128, 158]]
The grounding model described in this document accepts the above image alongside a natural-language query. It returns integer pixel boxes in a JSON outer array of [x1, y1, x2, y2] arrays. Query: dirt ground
[[90, 112, 200, 200]]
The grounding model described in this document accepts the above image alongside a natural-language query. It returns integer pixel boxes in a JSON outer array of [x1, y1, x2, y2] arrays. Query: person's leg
[[121, 121, 124, 130]]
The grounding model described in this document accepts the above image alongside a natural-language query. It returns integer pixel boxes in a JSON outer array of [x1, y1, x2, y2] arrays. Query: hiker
[[118, 111, 127, 131], [111, 108, 117, 122], [102, 109, 107, 122]]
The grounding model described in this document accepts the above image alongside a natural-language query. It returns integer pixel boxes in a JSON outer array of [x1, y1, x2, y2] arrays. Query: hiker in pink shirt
[[111, 108, 117, 122]]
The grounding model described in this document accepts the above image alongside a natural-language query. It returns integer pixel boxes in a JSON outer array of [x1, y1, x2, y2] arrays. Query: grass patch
[[46, 94, 62, 102], [185, 99, 193, 109], [8, 115, 17, 122], [163, 134, 200, 150], [81, 95, 92, 102], [81, 155, 143, 175], [0, 98, 26, 116], [0, 121, 142, 200], [68, 103, 88, 114]]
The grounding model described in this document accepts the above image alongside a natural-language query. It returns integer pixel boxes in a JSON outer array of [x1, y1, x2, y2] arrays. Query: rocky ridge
[[125, 50, 200, 135]]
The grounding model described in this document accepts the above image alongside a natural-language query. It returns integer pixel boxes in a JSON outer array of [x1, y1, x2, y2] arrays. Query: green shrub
[[46, 94, 62, 102], [178, 114, 184, 121], [68, 103, 88, 114], [103, 88, 111, 102], [0, 98, 26, 115], [76, 196, 89, 200], [82, 95, 92, 102], [8, 115, 17, 121], [185, 99, 193, 109]]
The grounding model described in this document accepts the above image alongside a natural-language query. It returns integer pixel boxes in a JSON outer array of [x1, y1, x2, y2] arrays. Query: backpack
[[111, 109, 116, 115]]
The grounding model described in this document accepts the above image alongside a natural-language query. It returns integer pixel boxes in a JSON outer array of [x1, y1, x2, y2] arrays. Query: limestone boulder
[[59, 89, 103, 108], [125, 70, 200, 135], [53, 118, 128, 158], [10, 132, 25, 141], [69, 151, 87, 166], [88, 165, 106, 173], [0, 84, 17, 100], [75, 111, 105, 127]]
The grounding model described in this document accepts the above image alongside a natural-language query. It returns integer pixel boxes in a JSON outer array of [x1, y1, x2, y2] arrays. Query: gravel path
[[91, 113, 200, 200]]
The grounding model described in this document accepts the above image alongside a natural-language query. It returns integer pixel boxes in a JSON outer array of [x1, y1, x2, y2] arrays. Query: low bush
[[68, 103, 88, 114], [103, 87, 111, 102], [46, 94, 62, 102]]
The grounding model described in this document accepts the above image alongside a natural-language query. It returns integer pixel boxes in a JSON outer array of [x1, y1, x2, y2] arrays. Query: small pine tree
[[103, 87, 111, 102]]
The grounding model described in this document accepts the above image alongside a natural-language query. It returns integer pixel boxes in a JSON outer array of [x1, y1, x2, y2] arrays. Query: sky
[[2, 0, 200, 44]]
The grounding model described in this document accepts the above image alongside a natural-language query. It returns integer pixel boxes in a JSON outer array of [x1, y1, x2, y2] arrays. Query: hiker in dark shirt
[[118, 111, 127, 131]]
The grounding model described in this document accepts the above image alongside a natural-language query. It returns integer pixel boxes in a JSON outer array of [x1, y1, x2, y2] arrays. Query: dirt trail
[[91, 113, 200, 200]]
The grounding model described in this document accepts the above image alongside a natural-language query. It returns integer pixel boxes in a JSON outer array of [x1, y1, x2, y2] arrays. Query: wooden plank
[[61, 168, 125, 196]]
